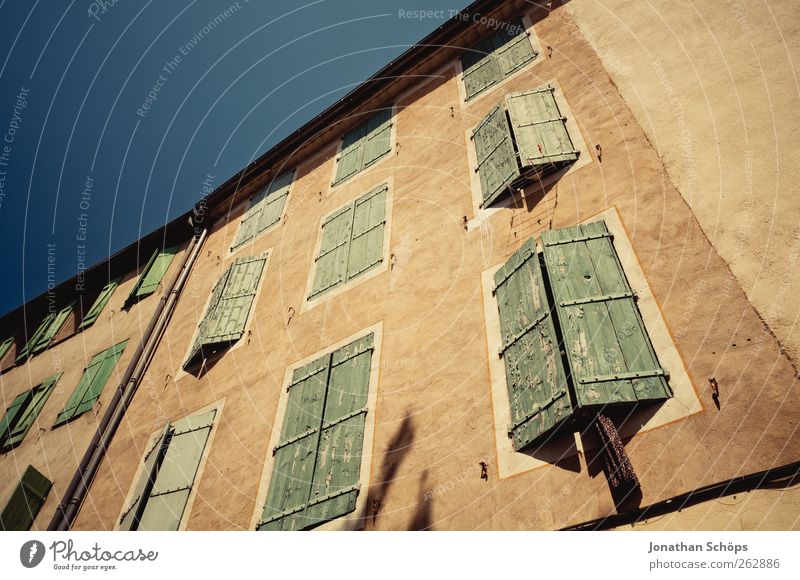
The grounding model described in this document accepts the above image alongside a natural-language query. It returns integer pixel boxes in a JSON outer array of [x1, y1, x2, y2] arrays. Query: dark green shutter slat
[[120, 423, 171, 530], [362, 109, 393, 168], [3, 372, 61, 449], [506, 87, 578, 169], [0, 336, 14, 362], [0, 465, 52, 531], [333, 123, 367, 186], [346, 184, 387, 281], [259, 356, 330, 531], [492, 20, 536, 77], [0, 391, 33, 450], [135, 246, 178, 297], [79, 278, 120, 329], [127, 249, 159, 300], [32, 302, 74, 353], [462, 36, 502, 100], [310, 205, 354, 298], [473, 104, 520, 208], [542, 221, 671, 408], [16, 313, 56, 362], [495, 239, 572, 450], [137, 410, 216, 531], [54, 351, 105, 426]]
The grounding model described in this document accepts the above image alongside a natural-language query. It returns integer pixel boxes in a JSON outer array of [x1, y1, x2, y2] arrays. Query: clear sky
[[0, 0, 470, 315]]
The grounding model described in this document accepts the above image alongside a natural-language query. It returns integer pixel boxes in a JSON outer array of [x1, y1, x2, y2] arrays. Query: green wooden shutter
[[16, 313, 56, 362], [2, 373, 61, 450], [363, 109, 393, 168], [256, 170, 293, 235], [184, 266, 231, 369], [232, 190, 268, 250], [310, 204, 355, 298], [333, 123, 367, 186], [0, 465, 52, 531], [79, 278, 120, 329], [494, 239, 573, 450], [462, 36, 503, 100], [473, 103, 521, 208], [346, 184, 387, 281], [137, 410, 216, 531], [304, 334, 372, 527], [119, 424, 171, 530], [31, 302, 75, 354], [129, 246, 178, 300], [0, 336, 14, 362], [259, 355, 330, 531], [493, 20, 536, 77], [506, 86, 578, 169], [0, 391, 33, 450], [542, 221, 671, 408], [54, 340, 127, 426]]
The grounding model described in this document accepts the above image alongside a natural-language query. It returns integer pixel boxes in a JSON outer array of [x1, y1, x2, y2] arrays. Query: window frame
[[329, 105, 396, 189], [229, 169, 296, 255], [0, 372, 62, 452]]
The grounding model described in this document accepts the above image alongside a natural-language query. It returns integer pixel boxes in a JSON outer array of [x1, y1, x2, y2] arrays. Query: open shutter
[[256, 170, 293, 235], [462, 36, 503, 100], [72, 340, 127, 417], [542, 221, 671, 409], [79, 278, 120, 329], [0, 391, 33, 450], [259, 355, 330, 531], [362, 109, 393, 168], [473, 104, 521, 208], [137, 409, 216, 531], [16, 313, 56, 362], [3, 373, 61, 450], [305, 334, 372, 527], [120, 424, 171, 530], [232, 190, 268, 250], [346, 184, 387, 281], [183, 267, 231, 370], [333, 123, 367, 186], [506, 87, 578, 169], [0, 336, 14, 362], [31, 302, 74, 354], [310, 204, 354, 298], [493, 20, 536, 77], [54, 350, 105, 426], [0, 465, 52, 531], [494, 239, 572, 450], [130, 246, 178, 299]]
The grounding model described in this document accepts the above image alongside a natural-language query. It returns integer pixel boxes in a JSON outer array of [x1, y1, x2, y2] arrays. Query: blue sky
[[0, 0, 470, 315]]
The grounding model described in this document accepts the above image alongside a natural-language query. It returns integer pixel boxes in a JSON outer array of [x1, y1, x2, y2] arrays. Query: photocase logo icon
[[20, 540, 46, 568]]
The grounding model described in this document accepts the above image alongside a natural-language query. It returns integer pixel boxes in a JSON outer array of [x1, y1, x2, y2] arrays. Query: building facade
[[1, 0, 798, 531]]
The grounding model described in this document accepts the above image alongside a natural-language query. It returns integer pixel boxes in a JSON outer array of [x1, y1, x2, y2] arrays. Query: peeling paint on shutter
[[119, 423, 171, 531], [494, 239, 572, 450], [506, 86, 578, 170], [16, 313, 56, 362], [542, 221, 672, 408], [79, 278, 120, 329], [462, 36, 503, 100], [137, 409, 216, 531], [493, 20, 536, 77], [0, 465, 52, 531], [473, 104, 520, 207], [333, 123, 367, 186], [259, 356, 330, 531], [347, 184, 387, 281], [362, 109, 393, 168], [1, 373, 61, 451], [130, 246, 178, 300], [310, 204, 354, 298], [184, 266, 231, 369]]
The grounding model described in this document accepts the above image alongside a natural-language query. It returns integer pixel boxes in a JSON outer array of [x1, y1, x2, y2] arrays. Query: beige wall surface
[[2, 1, 798, 531]]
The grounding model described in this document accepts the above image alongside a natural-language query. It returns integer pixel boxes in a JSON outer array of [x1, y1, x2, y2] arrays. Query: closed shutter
[[346, 184, 387, 281], [506, 87, 578, 169], [333, 123, 367, 186], [231, 189, 267, 250], [494, 239, 572, 450], [542, 221, 671, 408], [231, 171, 294, 251], [473, 104, 520, 207], [462, 36, 503, 100], [259, 356, 330, 531], [2, 372, 61, 450], [137, 409, 216, 531], [304, 334, 372, 527], [54, 340, 127, 426], [0, 465, 52, 531], [16, 313, 56, 362], [310, 205, 355, 299], [0, 336, 14, 362], [129, 246, 178, 300], [493, 20, 536, 77], [0, 391, 33, 450], [79, 278, 120, 329], [183, 254, 266, 370], [119, 424, 171, 530], [362, 109, 393, 168], [31, 302, 74, 353]]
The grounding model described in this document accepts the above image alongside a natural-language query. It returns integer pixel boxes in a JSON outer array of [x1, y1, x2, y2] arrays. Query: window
[[309, 183, 387, 300], [473, 85, 578, 208], [119, 407, 216, 531], [53, 340, 128, 427], [0, 465, 52, 531], [0, 336, 14, 363], [258, 333, 374, 530], [15, 302, 76, 362], [183, 253, 267, 370], [79, 277, 120, 329], [332, 108, 393, 186], [231, 171, 293, 251], [461, 19, 537, 101], [494, 220, 672, 451], [0, 372, 61, 452], [126, 245, 178, 304]]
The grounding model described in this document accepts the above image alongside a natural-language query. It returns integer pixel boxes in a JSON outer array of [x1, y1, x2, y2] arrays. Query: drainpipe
[[48, 228, 208, 531]]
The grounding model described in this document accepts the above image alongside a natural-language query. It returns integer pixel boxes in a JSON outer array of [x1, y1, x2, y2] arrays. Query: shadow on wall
[[409, 469, 433, 531], [365, 413, 415, 529]]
